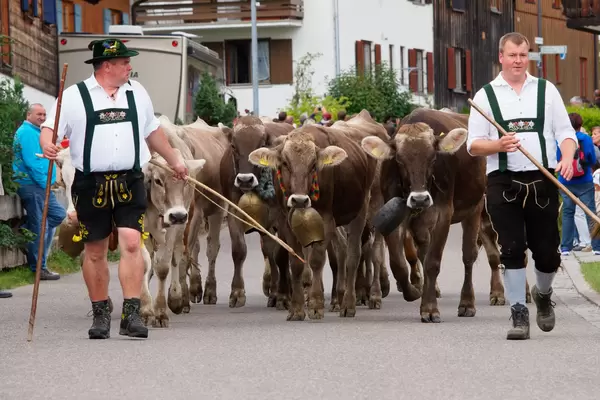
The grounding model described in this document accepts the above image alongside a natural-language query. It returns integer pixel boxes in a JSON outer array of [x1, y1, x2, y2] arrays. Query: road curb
[[561, 253, 600, 308]]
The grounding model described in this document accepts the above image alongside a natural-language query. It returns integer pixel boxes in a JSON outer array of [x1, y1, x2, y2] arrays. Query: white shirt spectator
[[42, 74, 160, 173]]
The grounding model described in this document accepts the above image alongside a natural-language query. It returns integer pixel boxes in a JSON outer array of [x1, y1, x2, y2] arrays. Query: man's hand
[[67, 211, 78, 225], [497, 132, 520, 152], [556, 158, 574, 181], [169, 160, 188, 180], [42, 141, 61, 160]]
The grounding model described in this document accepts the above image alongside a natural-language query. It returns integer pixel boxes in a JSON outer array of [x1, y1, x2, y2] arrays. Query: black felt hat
[[84, 38, 139, 64]]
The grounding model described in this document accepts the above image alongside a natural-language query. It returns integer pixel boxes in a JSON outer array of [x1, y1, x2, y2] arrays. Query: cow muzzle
[[164, 207, 188, 226], [235, 173, 258, 192], [288, 194, 311, 209], [407, 191, 432, 209]]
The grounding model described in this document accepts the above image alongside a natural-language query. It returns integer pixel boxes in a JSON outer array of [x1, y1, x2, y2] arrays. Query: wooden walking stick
[[467, 98, 600, 233], [27, 63, 69, 342]]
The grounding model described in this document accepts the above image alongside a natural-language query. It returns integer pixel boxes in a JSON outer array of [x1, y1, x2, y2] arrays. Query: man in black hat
[[40, 38, 188, 340]]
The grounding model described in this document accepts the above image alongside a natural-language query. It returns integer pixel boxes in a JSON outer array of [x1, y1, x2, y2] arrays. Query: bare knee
[[118, 228, 142, 255], [84, 239, 109, 263]]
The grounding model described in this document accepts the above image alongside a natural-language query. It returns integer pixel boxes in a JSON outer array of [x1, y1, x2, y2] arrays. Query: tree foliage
[[566, 105, 600, 133], [194, 71, 237, 127], [327, 63, 416, 122]]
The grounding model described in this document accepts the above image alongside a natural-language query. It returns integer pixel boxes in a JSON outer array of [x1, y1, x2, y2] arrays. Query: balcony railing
[[133, 0, 304, 26], [562, 0, 600, 32]]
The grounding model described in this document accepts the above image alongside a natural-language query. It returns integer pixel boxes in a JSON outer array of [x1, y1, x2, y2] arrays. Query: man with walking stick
[[40, 39, 188, 340], [467, 32, 578, 340]]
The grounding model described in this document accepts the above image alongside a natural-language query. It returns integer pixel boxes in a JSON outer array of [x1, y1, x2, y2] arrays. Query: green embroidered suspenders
[[76, 82, 141, 175], [483, 79, 547, 172]]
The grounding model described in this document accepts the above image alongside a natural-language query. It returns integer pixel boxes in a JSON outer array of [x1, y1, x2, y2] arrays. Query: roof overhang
[[141, 19, 302, 33]]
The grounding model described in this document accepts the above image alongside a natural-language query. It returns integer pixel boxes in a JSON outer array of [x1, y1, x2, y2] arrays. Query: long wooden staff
[[467, 98, 600, 230], [27, 63, 69, 342], [149, 159, 305, 263]]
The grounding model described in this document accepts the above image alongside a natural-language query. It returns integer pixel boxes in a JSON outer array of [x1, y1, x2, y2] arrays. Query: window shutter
[[103, 9, 112, 33], [122, 12, 129, 24], [56, 0, 63, 34], [542, 54, 547, 78], [43, 0, 57, 25], [555, 54, 561, 84], [408, 48, 417, 92], [426, 52, 434, 94], [465, 49, 472, 92], [269, 39, 293, 84], [447, 47, 456, 89], [355, 40, 364, 75], [74, 4, 82, 32], [374, 44, 382, 65], [21, 0, 29, 12], [33, 0, 39, 16]]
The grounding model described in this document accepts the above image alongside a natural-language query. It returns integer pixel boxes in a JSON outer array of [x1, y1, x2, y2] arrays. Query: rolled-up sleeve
[[41, 89, 73, 142], [549, 84, 577, 146], [132, 81, 160, 138], [466, 89, 493, 155]]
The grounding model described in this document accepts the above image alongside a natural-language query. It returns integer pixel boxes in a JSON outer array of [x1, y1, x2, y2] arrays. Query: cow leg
[[340, 205, 368, 318], [175, 234, 192, 314], [369, 231, 385, 310], [327, 228, 346, 312], [380, 262, 390, 298], [282, 223, 307, 321], [260, 234, 280, 308], [226, 211, 248, 308], [167, 227, 186, 314], [152, 231, 178, 327], [405, 231, 424, 292], [457, 206, 482, 318], [140, 244, 155, 326], [478, 207, 505, 306], [307, 217, 335, 320], [203, 211, 224, 306], [274, 242, 291, 310], [385, 227, 421, 301]]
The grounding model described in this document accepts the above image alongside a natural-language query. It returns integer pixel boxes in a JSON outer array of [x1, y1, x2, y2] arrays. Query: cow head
[[247, 129, 347, 209], [361, 122, 467, 209], [143, 149, 206, 228], [220, 116, 275, 193]]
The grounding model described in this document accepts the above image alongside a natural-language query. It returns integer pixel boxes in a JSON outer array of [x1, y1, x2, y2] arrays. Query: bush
[[0, 76, 29, 195], [565, 105, 600, 133], [327, 63, 416, 122], [194, 72, 236, 127]]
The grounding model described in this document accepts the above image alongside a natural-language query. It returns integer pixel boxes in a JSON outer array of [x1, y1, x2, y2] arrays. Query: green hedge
[[565, 106, 600, 134]]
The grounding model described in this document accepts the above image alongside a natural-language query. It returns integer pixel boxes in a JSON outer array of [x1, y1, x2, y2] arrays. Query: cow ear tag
[[259, 157, 269, 166], [371, 147, 382, 157], [322, 156, 333, 165]]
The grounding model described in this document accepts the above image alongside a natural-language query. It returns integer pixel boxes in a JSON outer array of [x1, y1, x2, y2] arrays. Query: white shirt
[[42, 74, 160, 172], [466, 72, 577, 175]]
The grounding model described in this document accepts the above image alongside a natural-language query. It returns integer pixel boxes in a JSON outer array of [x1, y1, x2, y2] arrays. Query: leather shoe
[[0, 290, 13, 298], [39, 269, 60, 280]]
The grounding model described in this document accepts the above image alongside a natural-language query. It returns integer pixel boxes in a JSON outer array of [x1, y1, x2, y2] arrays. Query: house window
[[1, 0, 10, 67], [490, 0, 501, 11], [454, 48, 464, 92], [400, 46, 405, 85], [416, 49, 424, 93], [580, 57, 588, 99], [110, 9, 122, 25], [450, 0, 466, 11], [552, 0, 561, 8], [363, 41, 372, 76], [62, 1, 75, 32], [389, 44, 394, 70]]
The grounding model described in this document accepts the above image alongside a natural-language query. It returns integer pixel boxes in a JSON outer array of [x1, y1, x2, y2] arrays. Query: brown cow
[[248, 111, 418, 321], [361, 108, 530, 323]]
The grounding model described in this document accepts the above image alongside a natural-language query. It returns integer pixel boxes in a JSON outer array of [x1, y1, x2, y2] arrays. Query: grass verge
[[581, 262, 600, 293]]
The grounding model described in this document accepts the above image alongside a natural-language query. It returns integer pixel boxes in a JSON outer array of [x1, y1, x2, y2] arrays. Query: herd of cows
[[51, 107, 533, 327]]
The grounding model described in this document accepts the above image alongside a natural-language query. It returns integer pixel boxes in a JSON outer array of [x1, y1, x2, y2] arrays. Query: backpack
[[572, 140, 587, 178]]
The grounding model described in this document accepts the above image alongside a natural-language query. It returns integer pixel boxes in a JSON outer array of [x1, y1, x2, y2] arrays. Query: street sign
[[535, 37, 544, 45], [528, 52, 541, 61], [560, 53, 567, 60], [540, 45, 567, 54]]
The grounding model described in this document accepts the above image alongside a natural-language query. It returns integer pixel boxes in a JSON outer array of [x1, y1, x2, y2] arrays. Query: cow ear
[[248, 147, 279, 169], [218, 122, 233, 142], [184, 159, 206, 178], [361, 136, 393, 160], [271, 134, 287, 147], [317, 146, 347, 169], [436, 128, 467, 154]]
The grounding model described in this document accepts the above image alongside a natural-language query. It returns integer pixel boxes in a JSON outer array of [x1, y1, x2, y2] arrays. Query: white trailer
[[57, 25, 227, 124]]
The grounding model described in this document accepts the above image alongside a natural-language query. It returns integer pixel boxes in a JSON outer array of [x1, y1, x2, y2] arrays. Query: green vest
[[76, 82, 141, 175], [482, 78, 547, 172]]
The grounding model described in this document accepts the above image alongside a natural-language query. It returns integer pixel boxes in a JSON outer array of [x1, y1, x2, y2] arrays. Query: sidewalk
[[561, 250, 600, 308]]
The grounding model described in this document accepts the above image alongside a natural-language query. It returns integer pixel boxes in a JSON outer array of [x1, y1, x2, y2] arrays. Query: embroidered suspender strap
[[77, 82, 96, 175], [535, 78, 548, 169], [483, 83, 508, 172], [125, 90, 141, 172]]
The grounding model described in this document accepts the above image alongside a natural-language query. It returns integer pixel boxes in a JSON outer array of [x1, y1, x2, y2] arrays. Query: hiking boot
[[507, 303, 530, 340], [531, 285, 556, 332], [40, 269, 60, 281], [89, 300, 111, 339], [119, 298, 148, 338]]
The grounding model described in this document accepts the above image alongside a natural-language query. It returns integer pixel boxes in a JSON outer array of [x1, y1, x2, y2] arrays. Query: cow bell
[[237, 191, 269, 234], [57, 221, 85, 258], [371, 197, 408, 236], [289, 207, 325, 248]]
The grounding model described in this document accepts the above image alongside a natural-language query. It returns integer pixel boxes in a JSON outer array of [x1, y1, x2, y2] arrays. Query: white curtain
[[256, 41, 270, 82]]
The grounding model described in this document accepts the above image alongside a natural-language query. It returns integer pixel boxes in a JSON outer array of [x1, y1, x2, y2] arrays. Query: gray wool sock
[[534, 268, 556, 294], [503, 268, 527, 306]]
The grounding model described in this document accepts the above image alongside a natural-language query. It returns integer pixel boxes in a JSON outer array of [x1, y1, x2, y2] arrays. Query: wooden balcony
[[562, 0, 600, 33], [132, 0, 304, 27]]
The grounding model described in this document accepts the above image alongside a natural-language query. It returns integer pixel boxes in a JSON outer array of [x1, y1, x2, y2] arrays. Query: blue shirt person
[[556, 113, 600, 255], [12, 103, 66, 280]]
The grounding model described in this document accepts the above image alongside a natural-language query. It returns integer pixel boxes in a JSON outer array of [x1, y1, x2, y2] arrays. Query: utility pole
[[537, 0, 542, 77], [251, 0, 259, 116]]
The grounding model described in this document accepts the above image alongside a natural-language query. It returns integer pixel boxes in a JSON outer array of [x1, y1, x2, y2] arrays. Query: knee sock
[[503, 268, 527, 306], [534, 268, 556, 294]]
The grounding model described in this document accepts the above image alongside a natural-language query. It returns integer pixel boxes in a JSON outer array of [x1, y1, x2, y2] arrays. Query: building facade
[[132, 0, 434, 118]]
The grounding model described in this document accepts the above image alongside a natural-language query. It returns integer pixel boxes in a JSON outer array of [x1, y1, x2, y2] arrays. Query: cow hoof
[[140, 306, 155, 326], [489, 293, 506, 306], [229, 290, 246, 308], [203, 290, 217, 305], [190, 290, 203, 304], [308, 308, 325, 320], [458, 305, 476, 317], [328, 302, 340, 312], [368, 295, 382, 310], [420, 312, 441, 323], [381, 277, 390, 298], [262, 274, 271, 298], [286, 309, 306, 321], [182, 305, 191, 314], [152, 309, 169, 328], [355, 290, 368, 306], [276, 295, 290, 310], [339, 307, 356, 318], [402, 285, 422, 302], [168, 295, 184, 315], [396, 281, 403, 293], [267, 294, 277, 307]]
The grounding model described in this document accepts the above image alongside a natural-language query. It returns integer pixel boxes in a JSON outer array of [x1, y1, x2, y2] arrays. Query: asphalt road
[[2, 225, 600, 400]]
